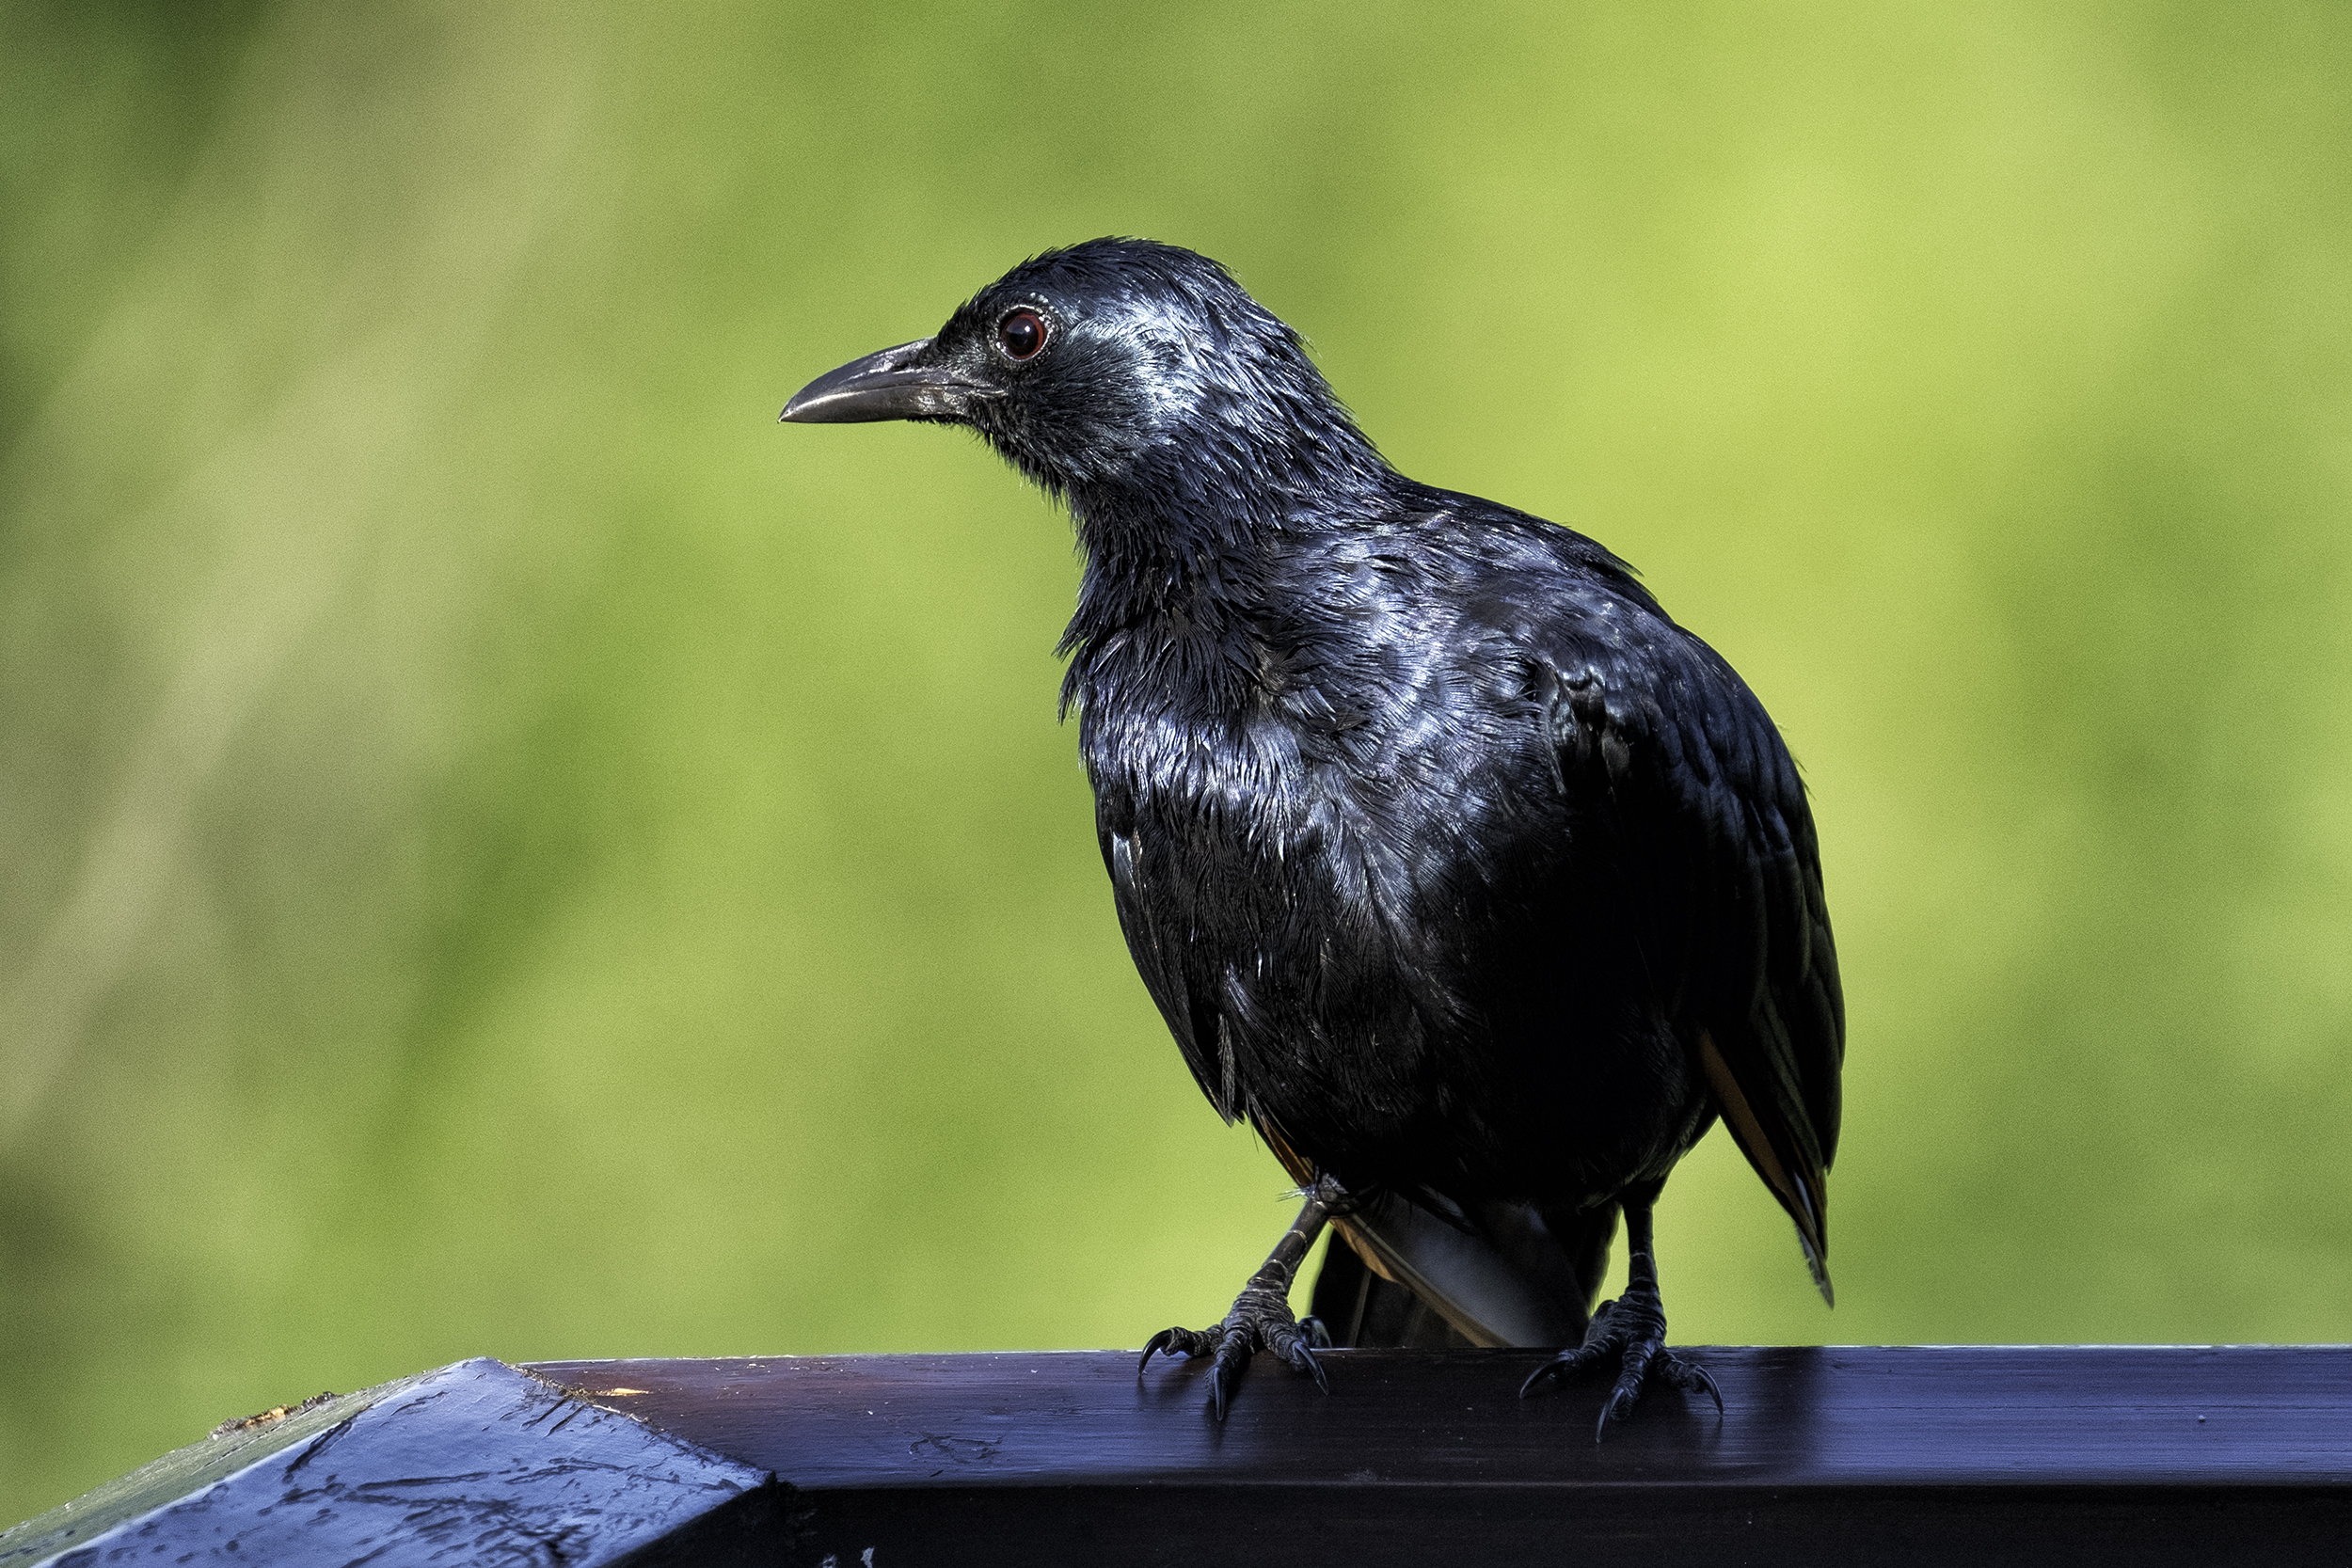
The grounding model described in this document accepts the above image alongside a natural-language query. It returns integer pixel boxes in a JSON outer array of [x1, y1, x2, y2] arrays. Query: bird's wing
[[1097, 818, 1232, 1117], [1540, 601, 1845, 1301]]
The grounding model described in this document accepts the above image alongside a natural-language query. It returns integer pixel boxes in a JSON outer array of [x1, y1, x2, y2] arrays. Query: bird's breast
[[1086, 694, 1417, 911]]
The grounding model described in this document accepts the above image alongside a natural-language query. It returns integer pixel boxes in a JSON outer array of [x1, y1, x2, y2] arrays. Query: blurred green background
[[5, 0, 2350, 1524]]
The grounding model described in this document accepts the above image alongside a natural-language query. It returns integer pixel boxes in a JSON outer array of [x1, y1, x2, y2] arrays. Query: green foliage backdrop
[[5, 0, 2349, 1523]]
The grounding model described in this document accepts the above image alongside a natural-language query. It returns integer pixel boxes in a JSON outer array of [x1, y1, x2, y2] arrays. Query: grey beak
[[779, 338, 995, 424]]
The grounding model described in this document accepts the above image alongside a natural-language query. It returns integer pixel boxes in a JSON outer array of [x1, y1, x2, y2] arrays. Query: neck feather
[[1054, 407, 1394, 714]]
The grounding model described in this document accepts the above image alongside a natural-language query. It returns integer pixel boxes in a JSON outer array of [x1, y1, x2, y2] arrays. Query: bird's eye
[[997, 309, 1047, 360]]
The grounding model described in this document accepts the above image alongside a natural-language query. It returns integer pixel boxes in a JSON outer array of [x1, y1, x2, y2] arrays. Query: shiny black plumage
[[782, 238, 1844, 1426]]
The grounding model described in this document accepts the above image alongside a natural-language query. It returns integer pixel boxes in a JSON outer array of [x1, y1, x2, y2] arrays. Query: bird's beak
[[778, 338, 993, 424]]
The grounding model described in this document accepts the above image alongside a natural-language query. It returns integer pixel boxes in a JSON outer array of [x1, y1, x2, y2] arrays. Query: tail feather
[[1313, 1192, 1599, 1349], [1261, 1117, 1610, 1350], [1700, 1029, 1835, 1305]]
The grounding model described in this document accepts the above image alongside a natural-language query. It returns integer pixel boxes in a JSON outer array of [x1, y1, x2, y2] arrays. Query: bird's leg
[[1137, 1178, 1337, 1419], [1518, 1195, 1723, 1440]]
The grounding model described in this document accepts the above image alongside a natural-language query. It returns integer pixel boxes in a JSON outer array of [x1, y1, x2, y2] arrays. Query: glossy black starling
[[781, 239, 1843, 1437]]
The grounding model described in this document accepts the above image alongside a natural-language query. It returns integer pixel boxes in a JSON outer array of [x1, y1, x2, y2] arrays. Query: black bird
[[781, 239, 1843, 1436]]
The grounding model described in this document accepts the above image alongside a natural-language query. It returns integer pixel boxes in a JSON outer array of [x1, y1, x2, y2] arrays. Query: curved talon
[[1662, 1354, 1725, 1417], [1518, 1288, 1717, 1440], [1137, 1308, 1330, 1418], [1137, 1328, 1187, 1381], [1519, 1336, 1604, 1400], [1140, 1192, 1338, 1417], [1210, 1343, 1248, 1420], [1268, 1324, 1330, 1394]]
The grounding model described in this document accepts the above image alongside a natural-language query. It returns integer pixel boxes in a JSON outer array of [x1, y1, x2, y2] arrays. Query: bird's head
[[781, 239, 1385, 514]]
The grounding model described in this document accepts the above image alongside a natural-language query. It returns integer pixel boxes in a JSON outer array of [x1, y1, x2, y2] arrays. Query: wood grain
[[9, 1349, 2347, 1566], [531, 1345, 2352, 1489], [534, 1345, 2352, 1566]]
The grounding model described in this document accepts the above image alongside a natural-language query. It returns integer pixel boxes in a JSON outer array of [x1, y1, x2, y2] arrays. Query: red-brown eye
[[997, 309, 1047, 360]]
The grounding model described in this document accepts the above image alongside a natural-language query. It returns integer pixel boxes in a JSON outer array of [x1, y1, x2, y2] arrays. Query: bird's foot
[[1518, 1284, 1722, 1441], [1137, 1270, 1331, 1420]]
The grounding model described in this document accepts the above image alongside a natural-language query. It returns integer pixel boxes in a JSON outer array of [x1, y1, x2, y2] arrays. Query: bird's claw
[[1519, 1290, 1722, 1440], [1136, 1283, 1329, 1418]]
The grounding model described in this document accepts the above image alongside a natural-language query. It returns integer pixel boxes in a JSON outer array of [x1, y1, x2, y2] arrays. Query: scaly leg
[[1518, 1194, 1723, 1440], [1137, 1180, 1336, 1419]]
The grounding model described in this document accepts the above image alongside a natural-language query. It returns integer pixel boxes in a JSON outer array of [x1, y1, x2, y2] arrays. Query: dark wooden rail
[[6, 1347, 2349, 1565]]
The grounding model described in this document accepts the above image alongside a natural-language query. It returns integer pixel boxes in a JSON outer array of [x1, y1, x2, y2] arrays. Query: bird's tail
[[1257, 1118, 1611, 1349], [1698, 1030, 1835, 1307], [1310, 1192, 1614, 1349]]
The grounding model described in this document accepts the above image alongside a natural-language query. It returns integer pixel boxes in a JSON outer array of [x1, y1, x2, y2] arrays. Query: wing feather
[[1547, 621, 1845, 1299]]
